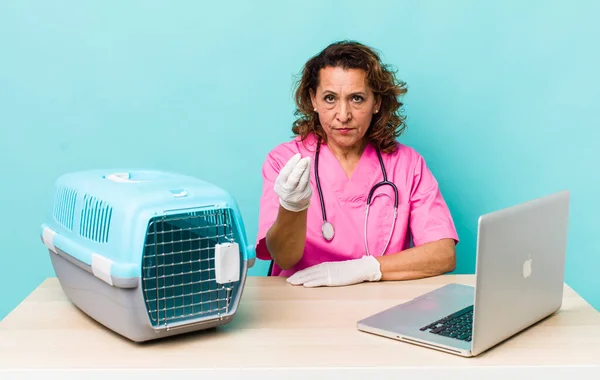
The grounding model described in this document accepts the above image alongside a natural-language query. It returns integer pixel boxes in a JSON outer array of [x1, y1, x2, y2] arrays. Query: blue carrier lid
[[41, 169, 256, 288]]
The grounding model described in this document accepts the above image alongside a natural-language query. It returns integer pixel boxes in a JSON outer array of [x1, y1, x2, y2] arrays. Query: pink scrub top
[[255, 133, 459, 277]]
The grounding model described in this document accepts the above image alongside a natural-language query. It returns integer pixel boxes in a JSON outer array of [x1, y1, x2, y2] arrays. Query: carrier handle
[[105, 172, 147, 183]]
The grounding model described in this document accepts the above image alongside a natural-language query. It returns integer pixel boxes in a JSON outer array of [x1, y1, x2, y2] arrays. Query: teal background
[[1, 0, 598, 321]]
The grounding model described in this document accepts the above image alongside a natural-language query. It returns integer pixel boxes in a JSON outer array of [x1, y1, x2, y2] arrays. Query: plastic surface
[[215, 242, 241, 284], [40, 169, 255, 342], [41, 169, 256, 282]]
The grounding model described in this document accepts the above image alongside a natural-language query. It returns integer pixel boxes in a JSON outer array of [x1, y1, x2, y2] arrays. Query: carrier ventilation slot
[[79, 194, 112, 243], [141, 208, 239, 328], [52, 186, 77, 230]]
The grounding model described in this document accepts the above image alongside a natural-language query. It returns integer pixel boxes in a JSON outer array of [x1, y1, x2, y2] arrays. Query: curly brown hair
[[292, 40, 408, 154]]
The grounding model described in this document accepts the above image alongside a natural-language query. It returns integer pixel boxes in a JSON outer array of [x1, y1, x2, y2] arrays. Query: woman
[[255, 40, 459, 287]]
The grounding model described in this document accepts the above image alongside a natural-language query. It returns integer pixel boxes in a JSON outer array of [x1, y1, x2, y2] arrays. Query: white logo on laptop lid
[[523, 255, 532, 278]]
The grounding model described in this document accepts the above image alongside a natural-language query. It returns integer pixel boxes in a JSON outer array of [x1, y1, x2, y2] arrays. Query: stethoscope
[[314, 137, 399, 257]]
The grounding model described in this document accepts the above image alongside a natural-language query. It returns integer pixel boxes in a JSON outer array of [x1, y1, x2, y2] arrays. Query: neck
[[323, 138, 368, 179], [327, 140, 367, 163]]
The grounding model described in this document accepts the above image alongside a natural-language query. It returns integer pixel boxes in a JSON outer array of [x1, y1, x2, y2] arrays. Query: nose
[[336, 101, 351, 123]]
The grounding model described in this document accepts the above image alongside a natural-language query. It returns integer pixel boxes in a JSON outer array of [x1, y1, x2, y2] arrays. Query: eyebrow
[[321, 90, 367, 97]]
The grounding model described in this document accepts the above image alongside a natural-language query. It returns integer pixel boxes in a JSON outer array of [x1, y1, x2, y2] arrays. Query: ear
[[310, 89, 317, 111], [374, 94, 382, 114]]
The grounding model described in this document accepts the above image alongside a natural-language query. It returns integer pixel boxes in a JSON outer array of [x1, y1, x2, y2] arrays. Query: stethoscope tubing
[[314, 136, 399, 256]]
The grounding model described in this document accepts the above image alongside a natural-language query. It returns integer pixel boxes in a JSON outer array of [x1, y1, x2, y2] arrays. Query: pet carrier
[[40, 169, 255, 342]]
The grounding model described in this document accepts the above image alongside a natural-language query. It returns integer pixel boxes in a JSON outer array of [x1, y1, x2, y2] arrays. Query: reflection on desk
[[1, 275, 599, 379]]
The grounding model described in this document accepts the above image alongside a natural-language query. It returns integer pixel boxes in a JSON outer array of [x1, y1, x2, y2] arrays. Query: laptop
[[356, 190, 570, 357]]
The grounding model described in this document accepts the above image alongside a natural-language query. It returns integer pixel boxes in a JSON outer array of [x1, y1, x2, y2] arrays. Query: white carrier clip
[[214, 242, 240, 284], [42, 227, 57, 254], [92, 253, 114, 286]]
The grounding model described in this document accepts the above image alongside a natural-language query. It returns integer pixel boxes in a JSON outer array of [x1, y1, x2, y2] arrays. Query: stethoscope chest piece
[[322, 221, 335, 241]]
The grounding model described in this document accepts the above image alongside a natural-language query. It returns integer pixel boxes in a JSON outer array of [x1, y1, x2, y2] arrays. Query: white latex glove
[[286, 255, 382, 287], [274, 153, 312, 212]]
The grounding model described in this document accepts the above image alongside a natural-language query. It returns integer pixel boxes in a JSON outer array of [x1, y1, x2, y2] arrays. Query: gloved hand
[[286, 255, 382, 287], [274, 153, 312, 212]]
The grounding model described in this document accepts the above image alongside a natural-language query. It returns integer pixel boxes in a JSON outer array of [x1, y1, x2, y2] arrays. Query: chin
[[335, 134, 363, 143], [331, 137, 358, 146]]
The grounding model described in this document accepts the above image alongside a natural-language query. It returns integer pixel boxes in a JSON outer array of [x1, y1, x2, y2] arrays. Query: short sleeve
[[408, 154, 459, 247], [255, 146, 298, 261]]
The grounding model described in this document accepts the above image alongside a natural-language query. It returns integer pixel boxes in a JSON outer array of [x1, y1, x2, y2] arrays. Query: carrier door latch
[[214, 242, 240, 284]]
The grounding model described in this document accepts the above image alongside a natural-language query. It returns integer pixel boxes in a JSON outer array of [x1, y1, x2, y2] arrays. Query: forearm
[[265, 206, 307, 270], [376, 238, 456, 281]]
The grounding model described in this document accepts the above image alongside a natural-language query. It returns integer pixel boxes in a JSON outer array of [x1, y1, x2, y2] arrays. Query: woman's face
[[310, 66, 381, 153]]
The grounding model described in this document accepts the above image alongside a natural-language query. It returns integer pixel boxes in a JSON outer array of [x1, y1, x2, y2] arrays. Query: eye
[[351, 95, 364, 103], [324, 94, 335, 103]]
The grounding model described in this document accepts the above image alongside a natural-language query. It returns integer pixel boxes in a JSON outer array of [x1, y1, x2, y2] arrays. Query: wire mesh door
[[141, 208, 239, 328]]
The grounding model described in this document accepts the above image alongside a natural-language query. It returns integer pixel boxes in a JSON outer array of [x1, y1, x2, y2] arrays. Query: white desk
[[1, 275, 599, 379]]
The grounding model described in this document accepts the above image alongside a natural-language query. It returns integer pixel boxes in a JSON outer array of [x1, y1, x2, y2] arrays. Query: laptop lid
[[471, 190, 570, 356]]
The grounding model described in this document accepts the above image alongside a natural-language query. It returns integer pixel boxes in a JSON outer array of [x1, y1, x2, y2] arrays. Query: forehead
[[316, 66, 370, 92]]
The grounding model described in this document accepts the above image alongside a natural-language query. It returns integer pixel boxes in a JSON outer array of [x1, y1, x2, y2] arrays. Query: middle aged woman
[[254, 40, 459, 287]]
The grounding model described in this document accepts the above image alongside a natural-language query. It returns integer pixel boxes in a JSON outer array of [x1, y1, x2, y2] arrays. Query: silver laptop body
[[357, 190, 570, 357]]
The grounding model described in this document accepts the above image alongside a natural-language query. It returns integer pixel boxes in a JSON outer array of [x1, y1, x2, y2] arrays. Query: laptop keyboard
[[419, 305, 473, 342]]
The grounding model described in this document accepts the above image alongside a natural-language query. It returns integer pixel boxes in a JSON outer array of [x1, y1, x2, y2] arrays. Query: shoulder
[[380, 142, 439, 190], [383, 142, 444, 197], [383, 141, 427, 170]]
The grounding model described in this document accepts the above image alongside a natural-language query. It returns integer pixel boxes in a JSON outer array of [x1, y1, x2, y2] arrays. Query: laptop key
[[430, 326, 447, 334], [419, 305, 474, 342]]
